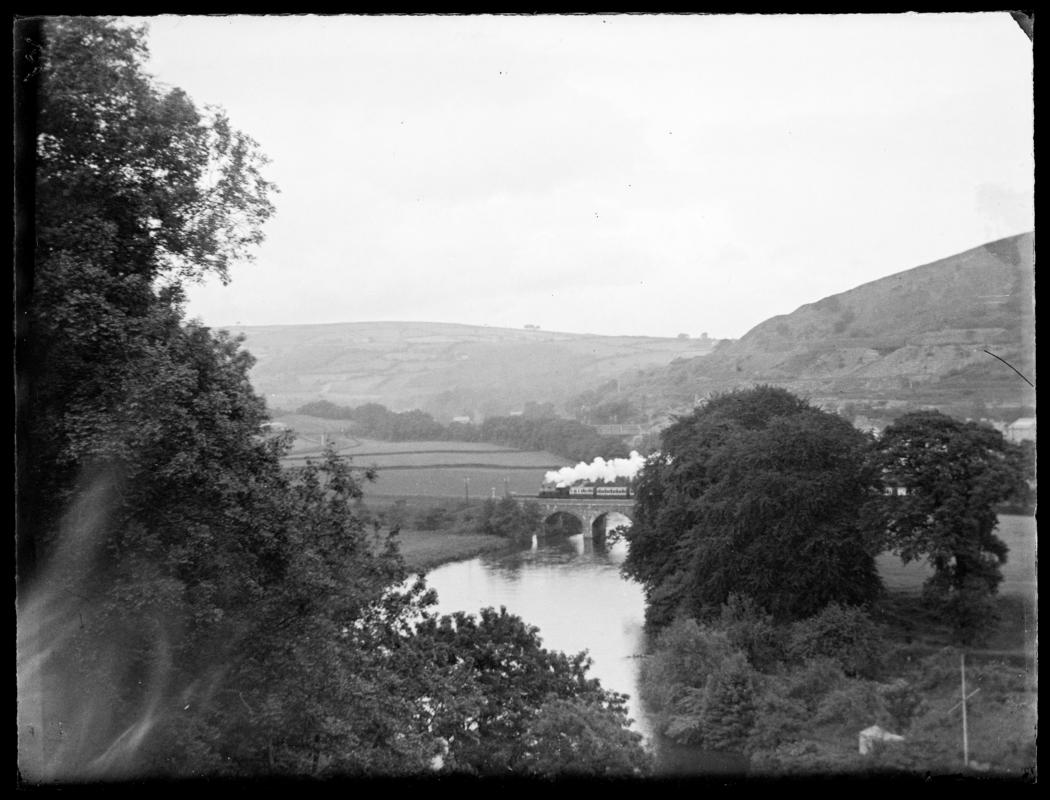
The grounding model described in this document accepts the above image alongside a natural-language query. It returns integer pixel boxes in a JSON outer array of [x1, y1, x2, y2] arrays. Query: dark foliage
[[623, 386, 884, 626], [293, 399, 628, 461], [873, 411, 1030, 642], [17, 18, 646, 780]]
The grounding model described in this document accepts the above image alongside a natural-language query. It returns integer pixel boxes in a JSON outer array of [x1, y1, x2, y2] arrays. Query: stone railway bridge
[[528, 497, 635, 541]]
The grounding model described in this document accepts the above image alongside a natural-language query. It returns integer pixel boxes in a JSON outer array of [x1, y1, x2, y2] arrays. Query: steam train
[[538, 482, 634, 499]]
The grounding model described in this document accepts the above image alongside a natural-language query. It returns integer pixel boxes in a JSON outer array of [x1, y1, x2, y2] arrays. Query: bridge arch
[[541, 510, 585, 538], [533, 497, 635, 542], [592, 510, 634, 542]]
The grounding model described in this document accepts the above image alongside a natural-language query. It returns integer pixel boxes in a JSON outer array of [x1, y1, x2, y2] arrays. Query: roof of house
[[1009, 417, 1036, 430]]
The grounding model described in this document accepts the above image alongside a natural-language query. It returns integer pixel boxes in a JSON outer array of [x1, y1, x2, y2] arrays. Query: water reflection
[[424, 532, 756, 775], [425, 533, 652, 740]]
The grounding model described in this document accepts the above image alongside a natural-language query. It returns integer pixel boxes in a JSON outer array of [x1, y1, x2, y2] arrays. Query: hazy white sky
[[139, 13, 1033, 339]]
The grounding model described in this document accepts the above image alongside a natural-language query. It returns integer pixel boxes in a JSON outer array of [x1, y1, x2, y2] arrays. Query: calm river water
[[424, 532, 749, 775]]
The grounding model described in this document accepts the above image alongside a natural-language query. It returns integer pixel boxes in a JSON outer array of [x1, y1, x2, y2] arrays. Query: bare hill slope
[[619, 232, 1035, 421]]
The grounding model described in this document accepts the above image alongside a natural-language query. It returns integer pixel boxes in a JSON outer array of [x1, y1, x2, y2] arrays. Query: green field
[[364, 467, 553, 499], [279, 429, 530, 457], [274, 421, 573, 497], [327, 450, 566, 469], [395, 529, 514, 572], [877, 514, 1036, 597]]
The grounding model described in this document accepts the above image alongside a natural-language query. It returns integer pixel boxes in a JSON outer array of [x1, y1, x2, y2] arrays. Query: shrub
[[784, 657, 847, 710], [787, 603, 884, 678], [814, 680, 883, 734], [747, 682, 809, 753], [697, 653, 758, 752], [749, 739, 862, 775], [718, 593, 787, 671], [877, 679, 927, 733], [639, 617, 738, 715], [912, 647, 964, 692], [663, 687, 707, 745], [413, 504, 453, 531]]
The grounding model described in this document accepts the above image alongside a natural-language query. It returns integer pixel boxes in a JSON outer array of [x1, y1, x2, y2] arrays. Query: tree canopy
[[21, 16, 277, 583], [17, 17, 648, 780], [292, 398, 629, 460], [873, 410, 1029, 641], [623, 386, 884, 626]]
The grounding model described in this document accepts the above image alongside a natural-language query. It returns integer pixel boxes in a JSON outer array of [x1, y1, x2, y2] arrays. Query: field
[[274, 420, 572, 498], [283, 441, 566, 498], [877, 514, 1036, 597], [364, 467, 555, 499], [395, 529, 514, 573], [333, 450, 565, 469]]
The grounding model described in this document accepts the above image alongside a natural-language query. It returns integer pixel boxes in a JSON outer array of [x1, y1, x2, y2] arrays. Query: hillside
[[618, 232, 1035, 422], [229, 321, 718, 419]]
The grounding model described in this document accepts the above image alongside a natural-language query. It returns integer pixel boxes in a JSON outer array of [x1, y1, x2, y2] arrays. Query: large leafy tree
[[411, 606, 649, 775], [17, 16, 285, 778], [21, 15, 277, 582], [17, 17, 646, 780], [623, 386, 884, 626], [873, 410, 1029, 642], [521, 697, 653, 777]]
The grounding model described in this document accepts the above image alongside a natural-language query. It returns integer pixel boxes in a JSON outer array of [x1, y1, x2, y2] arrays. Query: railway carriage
[[538, 482, 633, 499]]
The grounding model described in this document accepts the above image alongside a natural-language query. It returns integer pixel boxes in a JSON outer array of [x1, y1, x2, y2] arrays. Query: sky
[[138, 13, 1033, 340]]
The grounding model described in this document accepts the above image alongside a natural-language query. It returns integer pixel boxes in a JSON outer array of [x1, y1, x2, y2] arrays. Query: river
[[423, 531, 749, 775]]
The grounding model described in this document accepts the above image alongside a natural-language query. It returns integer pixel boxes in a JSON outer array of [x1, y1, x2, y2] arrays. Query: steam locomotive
[[538, 482, 634, 499]]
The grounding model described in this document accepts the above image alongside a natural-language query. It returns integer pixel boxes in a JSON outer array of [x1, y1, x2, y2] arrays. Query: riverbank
[[396, 529, 519, 573]]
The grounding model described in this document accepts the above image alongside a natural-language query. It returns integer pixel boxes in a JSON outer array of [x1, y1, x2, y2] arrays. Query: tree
[[411, 606, 644, 775], [642, 622, 757, 751], [17, 17, 453, 779], [873, 411, 1029, 642], [17, 18, 648, 781], [786, 603, 884, 679], [718, 593, 786, 672], [638, 617, 739, 724], [696, 653, 757, 752], [623, 386, 884, 627], [484, 496, 542, 542], [519, 698, 652, 776], [876, 679, 927, 733], [18, 17, 291, 779], [21, 16, 276, 585]]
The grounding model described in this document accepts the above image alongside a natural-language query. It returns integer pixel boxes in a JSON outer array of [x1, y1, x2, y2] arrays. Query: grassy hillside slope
[[230, 321, 718, 419], [619, 232, 1035, 421]]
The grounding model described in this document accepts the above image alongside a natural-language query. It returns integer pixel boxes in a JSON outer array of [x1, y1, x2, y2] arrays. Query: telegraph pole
[[960, 653, 969, 768], [946, 651, 980, 768]]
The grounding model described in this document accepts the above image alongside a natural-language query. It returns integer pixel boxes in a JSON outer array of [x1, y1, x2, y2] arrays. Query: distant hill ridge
[[617, 232, 1035, 421], [232, 233, 1033, 425], [230, 320, 719, 420]]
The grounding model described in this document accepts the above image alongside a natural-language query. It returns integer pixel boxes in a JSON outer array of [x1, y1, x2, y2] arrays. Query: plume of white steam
[[544, 451, 646, 487]]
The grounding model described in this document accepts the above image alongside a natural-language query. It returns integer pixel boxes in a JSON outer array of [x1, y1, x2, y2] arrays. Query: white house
[[1006, 417, 1036, 443]]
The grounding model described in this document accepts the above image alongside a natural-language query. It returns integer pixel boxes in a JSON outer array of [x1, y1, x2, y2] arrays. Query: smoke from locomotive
[[543, 451, 645, 487], [538, 451, 644, 499]]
